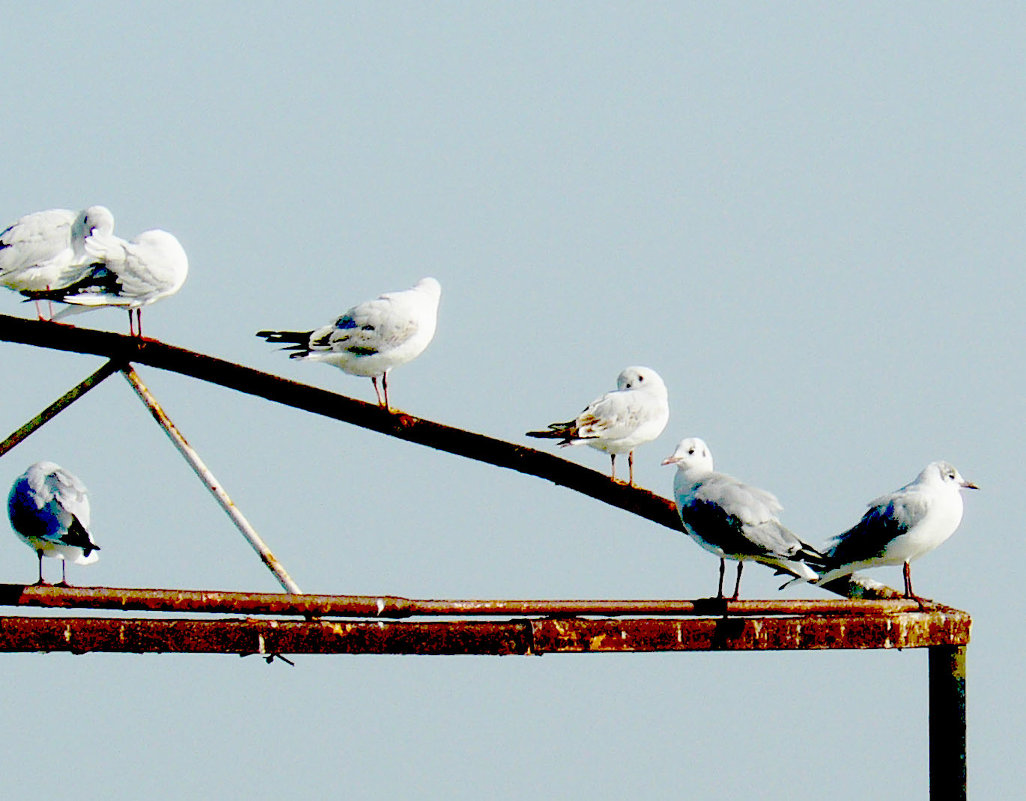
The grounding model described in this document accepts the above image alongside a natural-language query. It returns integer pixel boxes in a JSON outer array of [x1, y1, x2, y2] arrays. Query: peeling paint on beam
[[0, 612, 970, 656]]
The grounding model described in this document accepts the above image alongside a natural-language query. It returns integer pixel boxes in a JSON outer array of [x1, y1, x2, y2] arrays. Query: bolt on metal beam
[[120, 366, 302, 594]]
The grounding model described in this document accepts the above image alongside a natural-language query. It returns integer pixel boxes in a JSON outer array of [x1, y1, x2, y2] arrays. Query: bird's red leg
[[371, 376, 384, 407], [382, 372, 390, 412]]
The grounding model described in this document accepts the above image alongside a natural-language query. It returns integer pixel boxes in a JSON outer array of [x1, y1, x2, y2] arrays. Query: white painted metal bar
[[120, 366, 303, 594]]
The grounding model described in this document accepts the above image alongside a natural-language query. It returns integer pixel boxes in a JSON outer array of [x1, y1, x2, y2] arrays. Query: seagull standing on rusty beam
[[527, 366, 669, 486], [662, 437, 822, 600], [0, 206, 115, 320], [7, 461, 100, 586], [803, 461, 978, 600], [257, 277, 442, 412], [26, 228, 189, 337]]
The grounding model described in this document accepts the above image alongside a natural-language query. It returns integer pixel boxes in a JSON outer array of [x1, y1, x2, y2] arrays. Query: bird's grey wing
[[827, 493, 930, 564], [575, 391, 646, 440], [694, 474, 783, 524], [689, 474, 806, 558], [326, 299, 418, 355], [678, 495, 763, 556], [45, 468, 89, 526], [107, 238, 175, 299], [0, 211, 74, 275]]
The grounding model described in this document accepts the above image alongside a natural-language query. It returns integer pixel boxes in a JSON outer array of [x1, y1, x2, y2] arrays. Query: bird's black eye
[[688, 447, 695, 455], [637, 375, 644, 381]]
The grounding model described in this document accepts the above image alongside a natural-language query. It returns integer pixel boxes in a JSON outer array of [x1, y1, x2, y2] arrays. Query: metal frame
[[0, 315, 970, 799]]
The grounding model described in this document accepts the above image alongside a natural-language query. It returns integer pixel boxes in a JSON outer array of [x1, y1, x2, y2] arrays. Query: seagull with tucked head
[[26, 228, 188, 337], [257, 277, 442, 411], [0, 205, 115, 319], [526, 366, 669, 486], [804, 460, 978, 600], [662, 437, 823, 599], [8, 461, 100, 586]]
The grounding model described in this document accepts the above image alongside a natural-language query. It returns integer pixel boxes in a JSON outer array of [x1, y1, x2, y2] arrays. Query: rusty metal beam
[[0, 315, 702, 534], [0, 611, 970, 655], [0, 358, 121, 457], [0, 583, 961, 621]]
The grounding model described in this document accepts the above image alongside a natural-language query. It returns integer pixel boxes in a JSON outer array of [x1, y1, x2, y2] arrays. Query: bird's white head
[[920, 461, 979, 492], [72, 205, 115, 241], [617, 366, 667, 396], [661, 437, 713, 474], [414, 277, 442, 298]]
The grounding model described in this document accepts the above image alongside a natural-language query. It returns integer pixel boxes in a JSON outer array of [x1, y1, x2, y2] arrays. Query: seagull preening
[[7, 461, 100, 586], [257, 277, 442, 411], [662, 437, 822, 600], [805, 460, 978, 600], [25, 228, 189, 337], [0, 206, 115, 319], [526, 366, 669, 486]]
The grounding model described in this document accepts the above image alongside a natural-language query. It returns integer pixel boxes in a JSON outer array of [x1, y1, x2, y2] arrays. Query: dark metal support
[[0, 358, 121, 457], [929, 644, 967, 800]]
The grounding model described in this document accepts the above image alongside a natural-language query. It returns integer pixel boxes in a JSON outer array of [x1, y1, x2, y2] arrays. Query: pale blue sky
[[0, 4, 1021, 799]]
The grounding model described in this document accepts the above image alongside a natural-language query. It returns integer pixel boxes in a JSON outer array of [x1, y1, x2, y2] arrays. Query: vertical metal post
[[121, 366, 303, 594], [929, 644, 967, 800]]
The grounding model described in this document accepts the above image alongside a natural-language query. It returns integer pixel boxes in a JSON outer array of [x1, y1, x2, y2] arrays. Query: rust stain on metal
[[0, 601, 971, 656]]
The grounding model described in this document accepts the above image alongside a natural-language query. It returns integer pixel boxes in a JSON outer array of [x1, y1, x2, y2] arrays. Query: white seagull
[[257, 277, 442, 411], [809, 461, 978, 599], [0, 206, 115, 319], [26, 228, 189, 337], [8, 461, 100, 586], [662, 437, 822, 599], [527, 366, 669, 486]]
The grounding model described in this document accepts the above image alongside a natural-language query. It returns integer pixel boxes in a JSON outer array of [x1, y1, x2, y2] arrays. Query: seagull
[[257, 277, 442, 411], [527, 366, 669, 486], [661, 437, 822, 600], [24, 228, 188, 337], [7, 461, 100, 586], [25, 228, 188, 337], [809, 461, 978, 599], [0, 206, 115, 319]]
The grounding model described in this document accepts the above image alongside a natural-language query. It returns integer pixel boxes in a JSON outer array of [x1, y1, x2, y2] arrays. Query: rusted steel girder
[[0, 583, 940, 619], [0, 609, 970, 656]]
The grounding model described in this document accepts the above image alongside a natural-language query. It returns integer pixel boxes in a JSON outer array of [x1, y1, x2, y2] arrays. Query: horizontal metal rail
[[0, 583, 927, 619], [0, 609, 970, 656]]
